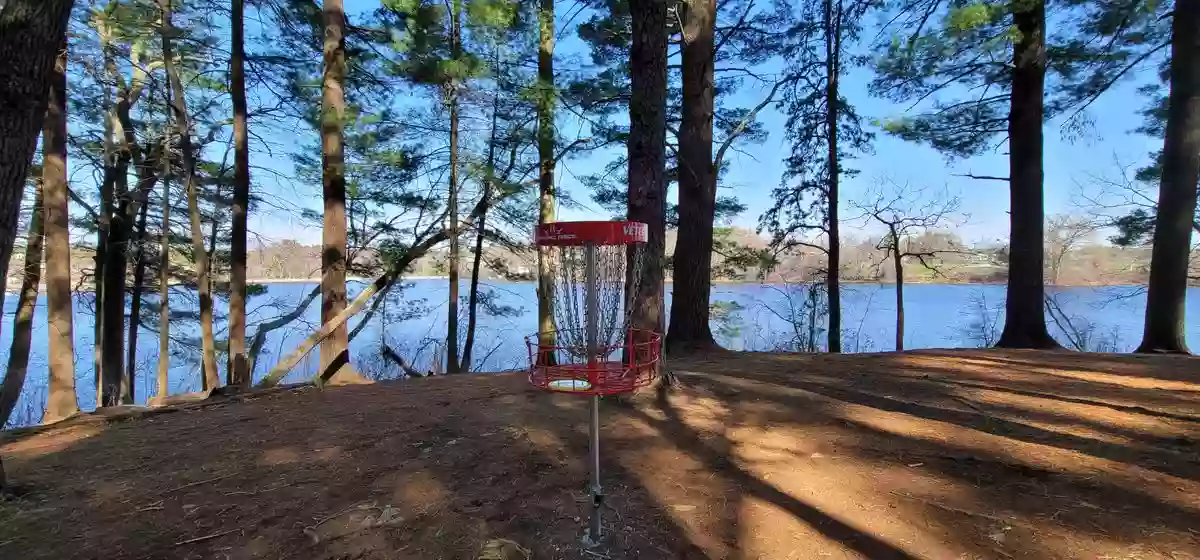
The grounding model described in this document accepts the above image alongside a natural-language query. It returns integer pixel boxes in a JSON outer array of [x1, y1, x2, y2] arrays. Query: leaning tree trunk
[[0, 181, 45, 428], [666, 0, 718, 355], [462, 91, 501, 372], [42, 43, 80, 424], [247, 285, 320, 376], [162, 0, 221, 391], [536, 0, 557, 363], [258, 195, 495, 387], [228, 0, 251, 386], [318, 0, 363, 385], [627, 0, 669, 347], [995, 0, 1059, 349], [1137, 0, 1200, 354], [462, 204, 487, 371], [823, 0, 842, 353]]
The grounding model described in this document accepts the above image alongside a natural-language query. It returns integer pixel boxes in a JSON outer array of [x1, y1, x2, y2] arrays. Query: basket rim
[[524, 328, 662, 350], [534, 220, 649, 247]]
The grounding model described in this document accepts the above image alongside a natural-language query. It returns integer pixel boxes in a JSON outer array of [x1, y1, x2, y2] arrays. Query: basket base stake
[[583, 394, 603, 547]]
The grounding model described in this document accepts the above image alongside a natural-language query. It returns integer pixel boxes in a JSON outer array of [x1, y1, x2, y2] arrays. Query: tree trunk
[[445, 0, 463, 374], [462, 206, 487, 371], [99, 60, 148, 405], [247, 285, 320, 376], [0, 3, 74, 371], [996, 0, 1058, 349], [162, 0, 221, 391], [94, 166, 109, 401], [0, 180, 45, 428], [154, 143, 172, 400], [536, 0, 557, 363], [42, 43, 79, 424], [318, 0, 361, 385], [892, 233, 904, 352], [462, 90, 501, 372], [627, 0, 669, 346], [228, 0, 251, 386], [824, 0, 842, 353], [125, 199, 150, 399], [100, 181, 130, 406], [1137, 0, 1200, 354], [94, 27, 118, 402], [666, 0, 718, 355]]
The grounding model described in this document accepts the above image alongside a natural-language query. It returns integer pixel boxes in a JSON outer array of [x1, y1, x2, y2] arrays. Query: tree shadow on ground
[[622, 394, 923, 559], [1, 349, 1198, 559], [905, 348, 1200, 385], [659, 357, 1199, 558]]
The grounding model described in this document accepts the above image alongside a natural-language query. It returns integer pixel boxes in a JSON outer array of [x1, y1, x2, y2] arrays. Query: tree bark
[[42, 43, 79, 424], [666, 0, 718, 355], [99, 52, 154, 405], [536, 0, 557, 363], [154, 142, 172, 401], [824, 0, 842, 353], [162, 0, 221, 391], [94, 29, 119, 404], [125, 198, 150, 399], [95, 166, 112, 402], [6, 0, 87, 403], [1137, 0, 1200, 354], [996, 0, 1058, 349], [0, 180, 44, 428], [100, 167, 132, 405], [891, 231, 904, 351], [0, 2, 74, 361], [445, 0, 463, 374], [462, 205, 487, 371], [627, 0, 669, 346], [228, 0, 251, 386], [317, 0, 359, 385]]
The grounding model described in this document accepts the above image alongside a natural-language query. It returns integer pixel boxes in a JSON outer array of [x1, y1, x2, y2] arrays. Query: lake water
[[1, 280, 1191, 426]]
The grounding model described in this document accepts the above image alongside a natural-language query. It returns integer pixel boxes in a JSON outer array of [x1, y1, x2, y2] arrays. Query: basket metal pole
[[583, 242, 603, 544], [588, 393, 601, 542]]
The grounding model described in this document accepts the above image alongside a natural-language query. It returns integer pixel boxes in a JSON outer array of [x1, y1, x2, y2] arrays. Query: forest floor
[[1, 349, 1199, 559]]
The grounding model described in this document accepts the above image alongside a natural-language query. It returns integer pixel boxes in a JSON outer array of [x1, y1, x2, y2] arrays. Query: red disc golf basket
[[526, 220, 660, 547]]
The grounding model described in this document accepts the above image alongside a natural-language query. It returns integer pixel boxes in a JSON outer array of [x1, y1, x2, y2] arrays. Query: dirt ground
[[1, 349, 1199, 559]]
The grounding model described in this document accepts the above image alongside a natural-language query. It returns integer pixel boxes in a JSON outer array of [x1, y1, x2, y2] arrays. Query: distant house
[[964, 252, 995, 265]]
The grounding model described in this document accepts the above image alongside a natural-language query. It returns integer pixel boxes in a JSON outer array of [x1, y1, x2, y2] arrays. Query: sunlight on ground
[[0, 424, 103, 459]]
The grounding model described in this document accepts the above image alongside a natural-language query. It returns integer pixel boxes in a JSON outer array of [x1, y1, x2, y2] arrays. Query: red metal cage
[[527, 328, 661, 396]]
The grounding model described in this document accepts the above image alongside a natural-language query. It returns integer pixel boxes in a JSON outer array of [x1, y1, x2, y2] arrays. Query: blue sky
[[245, 0, 1166, 247]]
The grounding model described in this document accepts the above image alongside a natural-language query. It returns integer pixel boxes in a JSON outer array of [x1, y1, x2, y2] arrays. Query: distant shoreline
[[246, 277, 1152, 289], [247, 276, 447, 284], [2, 277, 1161, 297]]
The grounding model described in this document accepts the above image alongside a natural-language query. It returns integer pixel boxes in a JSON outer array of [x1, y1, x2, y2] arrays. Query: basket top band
[[535, 221, 649, 247]]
